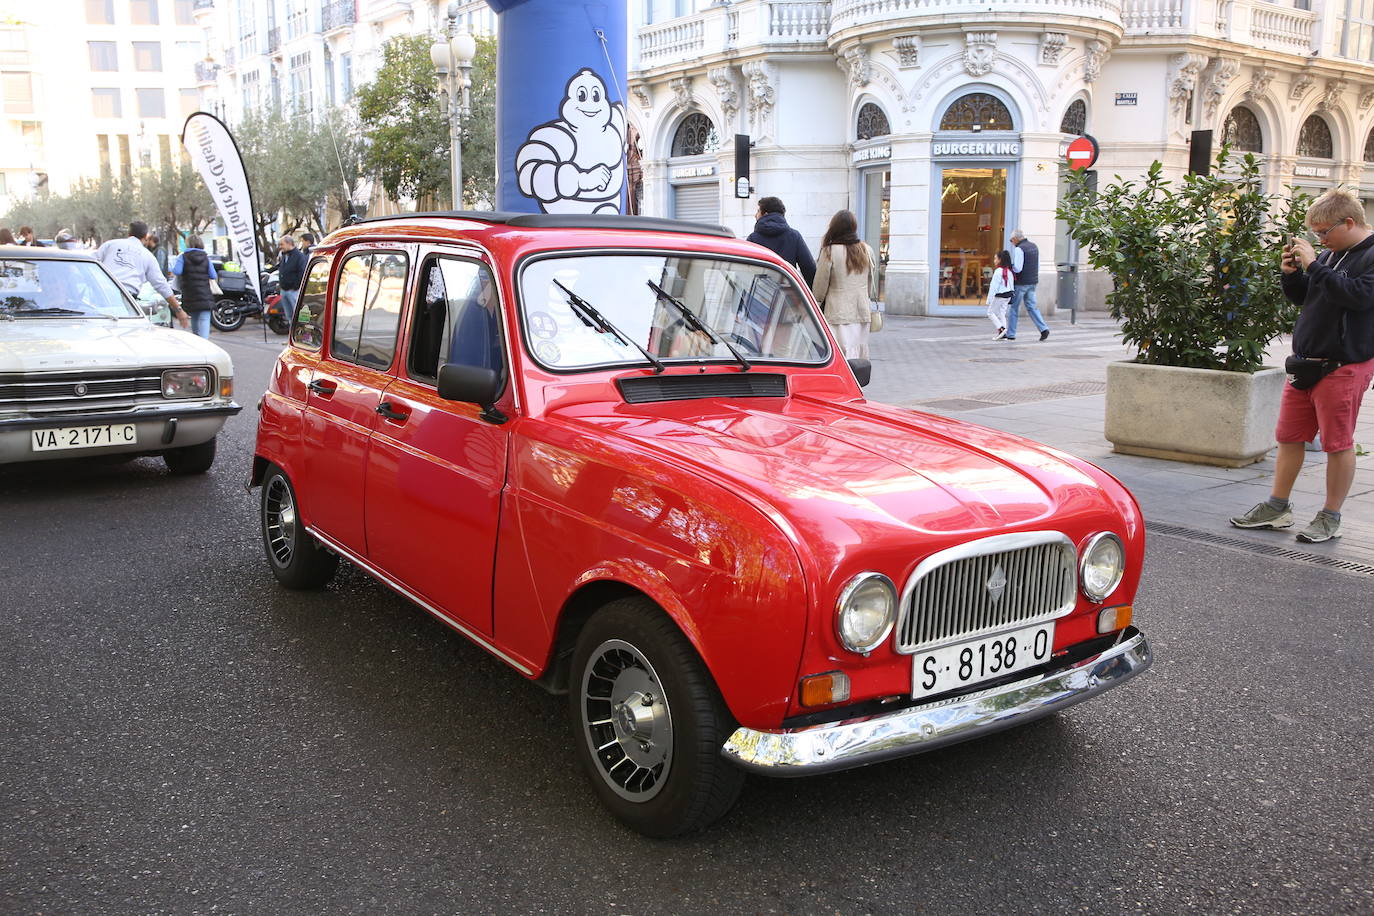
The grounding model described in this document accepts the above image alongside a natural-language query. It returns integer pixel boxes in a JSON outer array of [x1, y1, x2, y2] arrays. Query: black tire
[[211, 301, 244, 331], [260, 465, 338, 589], [267, 314, 289, 335], [163, 436, 217, 475], [569, 597, 744, 837]]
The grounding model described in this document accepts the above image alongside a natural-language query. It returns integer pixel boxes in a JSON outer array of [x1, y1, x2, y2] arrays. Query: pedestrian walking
[[95, 220, 187, 328], [299, 232, 315, 260], [172, 234, 217, 339], [747, 196, 817, 286], [17, 226, 43, 246], [275, 235, 307, 325], [1230, 188, 1374, 543], [0, 228, 15, 245], [144, 232, 168, 275], [986, 249, 1015, 339], [811, 209, 879, 359], [1006, 229, 1049, 341]]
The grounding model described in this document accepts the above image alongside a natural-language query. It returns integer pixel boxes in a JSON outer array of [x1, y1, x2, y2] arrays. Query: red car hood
[[556, 395, 1112, 537]]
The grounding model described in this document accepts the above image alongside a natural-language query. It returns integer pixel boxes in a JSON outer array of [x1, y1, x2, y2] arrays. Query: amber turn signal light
[[800, 671, 851, 708], [1096, 604, 1133, 634], [219, 376, 234, 399]]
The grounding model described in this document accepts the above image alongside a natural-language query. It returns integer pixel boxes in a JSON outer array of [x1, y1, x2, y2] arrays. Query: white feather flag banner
[[180, 111, 263, 303]]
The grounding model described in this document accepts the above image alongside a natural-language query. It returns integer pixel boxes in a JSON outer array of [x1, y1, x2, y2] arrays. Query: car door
[[364, 251, 512, 635], [299, 246, 410, 555]]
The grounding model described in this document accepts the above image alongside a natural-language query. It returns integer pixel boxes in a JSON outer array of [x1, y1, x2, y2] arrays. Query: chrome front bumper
[[721, 629, 1151, 776]]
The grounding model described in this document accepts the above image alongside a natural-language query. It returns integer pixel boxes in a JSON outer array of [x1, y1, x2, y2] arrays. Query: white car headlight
[[1080, 532, 1126, 602], [835, 573, 897, 654], [162, 368, 211, 398]]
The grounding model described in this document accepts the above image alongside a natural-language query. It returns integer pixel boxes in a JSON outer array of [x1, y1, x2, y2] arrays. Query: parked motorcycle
[[211, 267, 288, 335]]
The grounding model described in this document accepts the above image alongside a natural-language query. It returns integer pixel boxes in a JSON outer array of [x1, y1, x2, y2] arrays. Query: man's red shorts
[[1275, 357, 1374, 452]]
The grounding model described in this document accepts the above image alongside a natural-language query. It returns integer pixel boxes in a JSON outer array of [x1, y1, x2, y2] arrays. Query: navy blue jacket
[[747, 213, 816, 286], [1283, 232, 1374, 364], [277, 248, 307, 294]]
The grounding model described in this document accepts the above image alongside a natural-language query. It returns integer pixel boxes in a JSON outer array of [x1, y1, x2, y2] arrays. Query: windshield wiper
[[8, 307, 87, 316], [552, 278, 665, 374], [646, 279, 752, 372]]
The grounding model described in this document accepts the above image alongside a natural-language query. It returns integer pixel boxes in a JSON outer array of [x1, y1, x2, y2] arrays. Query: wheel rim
[[580, 638, 673, 802], [264, 476, 296, 567]]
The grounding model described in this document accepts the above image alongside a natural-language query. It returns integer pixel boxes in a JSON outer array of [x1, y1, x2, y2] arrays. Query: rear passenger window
[[292, 258, 330, 350], [329, 251, 408, 370], [409, 257, 502, 381]]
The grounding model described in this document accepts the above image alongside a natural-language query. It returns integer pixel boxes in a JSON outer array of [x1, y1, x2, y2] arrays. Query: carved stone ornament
[[669, 76, 695, 111], [1040, 32, 1068, 66], [707, 66, 740, 123], [1318, 78, 1348, 112], [1245, 67, 1274, 102], [1361, 88, 1374, 112], [742, 60, 776, 139], [842, 45, 871, 88], [1290, 72, 1315, 102], [1083, 39, 1108, 83], [894, 35, 920, 69], [1201, 58, 1240, 121], [631, 83, 652, 112], [1168, 53, 1207, 116], [963, 32, 997, 77]]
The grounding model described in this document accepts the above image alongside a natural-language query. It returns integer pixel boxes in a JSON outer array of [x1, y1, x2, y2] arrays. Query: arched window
[[1059, 99, 1086, 135], [1364, 128, 1374, 163], [1221, 106, 1263, 153], [856, 102, 890, 140], [939, 92, 1014, 131], [1297, 115, 1333, 159], [671, 113, 721, 157]]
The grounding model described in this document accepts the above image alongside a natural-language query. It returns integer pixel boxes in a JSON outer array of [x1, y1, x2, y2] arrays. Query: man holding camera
[[1230, 189, 1374, 543]]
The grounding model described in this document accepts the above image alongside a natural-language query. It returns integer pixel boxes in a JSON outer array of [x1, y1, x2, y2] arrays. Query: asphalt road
[[2, 333, 1371, 915]]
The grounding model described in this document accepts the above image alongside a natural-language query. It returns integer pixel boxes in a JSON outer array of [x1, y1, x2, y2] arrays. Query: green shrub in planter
[[1058, 150, 1309, 373]]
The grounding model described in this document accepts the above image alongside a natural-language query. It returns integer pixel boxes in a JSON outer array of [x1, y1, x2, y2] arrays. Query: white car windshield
[[0, 258, 140, 319], [518, 253, 830, 371]]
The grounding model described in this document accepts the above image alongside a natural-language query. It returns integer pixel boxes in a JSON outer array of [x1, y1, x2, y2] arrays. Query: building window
[[856, 102, 890, 140], [670, 112, 720, 156], [286, 0, 308, 39], [180, 88, 199, 117], [136, 87, 166, 118], [340, 52, 352, 99], [289, 51, 312, 115], [174, 0, 194, 24], [89, 40, 118, 71], [3, 72, 34, 114], [1297, 115, 1333, 158], [239, 0, 257, 57], [118, 134, 132, 180], [92, 87, 123, 117], [241, 69, 260, 112], [86, 0, 115, 24], [133, 41, 163, 71], [97, 135, 112, 176], [0, 29, 29, 66], [940, 93, 1014, 131], [158, 134, 172, 168], [1060, 99, 1087, 135], [1221, 106, 1263, 153], [130, 0, 159, 25]]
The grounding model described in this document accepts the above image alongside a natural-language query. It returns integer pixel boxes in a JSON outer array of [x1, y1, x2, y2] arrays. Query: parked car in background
[[136, 280, 174, 327], [250, 212, 1151, 836], [0, 246, 241, 472]]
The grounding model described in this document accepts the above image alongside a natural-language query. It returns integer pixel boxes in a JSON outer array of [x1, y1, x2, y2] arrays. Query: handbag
[[994, 290, 1013, 299], [1284, 355, 1341, 390], [869, 304, 883, 333]]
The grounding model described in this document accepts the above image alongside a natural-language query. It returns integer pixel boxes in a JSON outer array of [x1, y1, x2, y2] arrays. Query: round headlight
[[835, 573, 897, 654], [1080, 532, 1126, 601]]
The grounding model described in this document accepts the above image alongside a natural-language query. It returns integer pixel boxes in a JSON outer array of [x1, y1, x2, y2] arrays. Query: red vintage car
[[251, 212, 1150, 837]]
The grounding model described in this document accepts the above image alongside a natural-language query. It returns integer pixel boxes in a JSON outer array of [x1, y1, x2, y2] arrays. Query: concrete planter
[[1105, 361, 1285, 467]]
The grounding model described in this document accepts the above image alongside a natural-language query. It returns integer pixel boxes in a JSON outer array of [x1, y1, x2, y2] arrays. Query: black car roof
[[353, 210, 735, 239]]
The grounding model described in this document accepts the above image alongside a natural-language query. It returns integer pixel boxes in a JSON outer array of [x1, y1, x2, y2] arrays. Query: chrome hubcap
[[581, 639, 672, 801], [264, 477, 296, 566]]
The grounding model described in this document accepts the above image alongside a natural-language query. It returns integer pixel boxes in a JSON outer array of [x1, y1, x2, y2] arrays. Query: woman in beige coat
[[811, 209, 879, 359]]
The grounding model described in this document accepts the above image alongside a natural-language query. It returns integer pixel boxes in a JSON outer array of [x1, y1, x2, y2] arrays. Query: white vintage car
[[0, 246, 241, 472]]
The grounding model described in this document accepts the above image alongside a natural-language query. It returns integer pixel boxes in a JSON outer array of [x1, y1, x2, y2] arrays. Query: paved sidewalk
[[864, 312, 1374, 560]]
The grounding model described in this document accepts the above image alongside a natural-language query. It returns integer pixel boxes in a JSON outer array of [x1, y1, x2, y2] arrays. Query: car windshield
[[0, 258, 140, 319], [518, 253, 830, 371]]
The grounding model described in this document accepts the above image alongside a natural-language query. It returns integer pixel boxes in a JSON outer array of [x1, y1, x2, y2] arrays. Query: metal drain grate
[[1146, 521, 1374, 576]]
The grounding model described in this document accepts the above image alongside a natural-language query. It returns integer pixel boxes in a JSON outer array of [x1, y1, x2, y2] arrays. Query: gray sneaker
[[1296, 513, 1342, 543], [1230, 502, 1294, 529]]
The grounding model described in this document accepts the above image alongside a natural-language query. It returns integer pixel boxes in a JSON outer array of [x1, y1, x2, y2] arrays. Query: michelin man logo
[[515, 69, 626, 214]]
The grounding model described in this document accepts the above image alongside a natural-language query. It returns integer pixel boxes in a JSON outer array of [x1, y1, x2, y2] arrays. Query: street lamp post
[[430, 3, 476, 211]]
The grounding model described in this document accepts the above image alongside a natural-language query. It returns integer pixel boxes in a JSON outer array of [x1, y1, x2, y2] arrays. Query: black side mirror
[[437, 363, 506, 423], [847, 358, 871, 388]]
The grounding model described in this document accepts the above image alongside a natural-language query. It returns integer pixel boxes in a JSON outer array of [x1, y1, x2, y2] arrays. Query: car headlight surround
[[162, 368, 212, 399], [835, 572, 898, 654], [1079, 532, 1126, 602]]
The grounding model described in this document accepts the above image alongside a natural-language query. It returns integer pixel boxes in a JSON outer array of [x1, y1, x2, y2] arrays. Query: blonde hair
[[1307, 188, 1366, 229]]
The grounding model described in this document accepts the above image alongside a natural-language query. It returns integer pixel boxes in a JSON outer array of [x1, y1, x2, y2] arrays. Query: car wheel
[[211, 301, 244, 331], [163, 436, 217, 475], [570, 597, 744, 837], [267, 315, 290, 335], [260, 465, 338, 589]]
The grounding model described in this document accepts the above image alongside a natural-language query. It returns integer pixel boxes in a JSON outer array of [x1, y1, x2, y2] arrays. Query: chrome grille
[[0, 369, 170, 416], [895, 532, 1077, 653]]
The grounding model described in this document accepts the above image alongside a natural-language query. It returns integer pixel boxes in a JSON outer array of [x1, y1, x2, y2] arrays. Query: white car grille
[[0, 370, 170, 417], [895, 532, 1078, 653]]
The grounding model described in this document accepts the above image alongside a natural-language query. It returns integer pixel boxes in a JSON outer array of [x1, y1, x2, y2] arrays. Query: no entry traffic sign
[[1065, 135, 1099, 170]]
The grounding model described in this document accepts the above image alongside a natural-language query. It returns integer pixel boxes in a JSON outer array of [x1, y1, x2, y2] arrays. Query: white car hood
[[0, 319, 233, 374]]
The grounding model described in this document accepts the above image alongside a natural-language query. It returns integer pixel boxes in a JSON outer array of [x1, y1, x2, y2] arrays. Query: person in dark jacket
[[747, 197, 816, 285], [1230, 188, 1374, 543], [172, 235, 218, 338], [1005, 229, 1049, 341], [275, 235, 308, 325]]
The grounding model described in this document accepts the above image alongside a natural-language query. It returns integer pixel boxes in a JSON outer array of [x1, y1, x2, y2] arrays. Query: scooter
[[211, 268, 287, 334]]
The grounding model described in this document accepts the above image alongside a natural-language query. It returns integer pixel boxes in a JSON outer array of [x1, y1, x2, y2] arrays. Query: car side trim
[[719, 629, 1151, 776], [0, 403, 242, 430], [305, 525, 537, 676]]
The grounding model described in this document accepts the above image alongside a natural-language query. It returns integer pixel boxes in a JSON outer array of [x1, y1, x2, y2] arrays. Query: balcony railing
[[1121, 0, 1184, 32], [194, 60, 220, 82], [194, 0, 214, 9], [1248, 5, 1317, 53], [323, 0, 357, 32], [225, 47, 236, 69], [832, 0, 1124, 33], [267, 26, 281, 54]]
